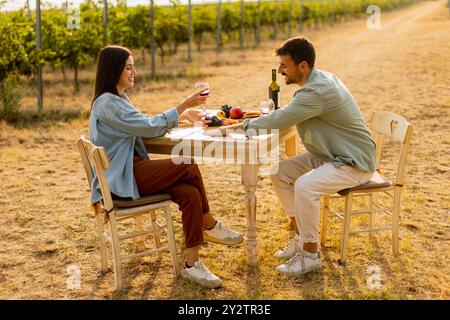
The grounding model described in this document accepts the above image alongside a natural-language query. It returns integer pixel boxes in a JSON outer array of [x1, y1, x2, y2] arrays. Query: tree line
[[0, 0, 417, 118]]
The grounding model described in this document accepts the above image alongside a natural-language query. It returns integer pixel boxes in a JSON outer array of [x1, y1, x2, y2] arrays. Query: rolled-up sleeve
[[99, 96, 178, 138], [244, 87, 323, 131], [162, 107, 179, 129]]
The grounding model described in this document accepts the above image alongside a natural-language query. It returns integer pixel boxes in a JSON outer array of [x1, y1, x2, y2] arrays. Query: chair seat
[[337, 172, 392, 196], [113, 194, 172, 208]]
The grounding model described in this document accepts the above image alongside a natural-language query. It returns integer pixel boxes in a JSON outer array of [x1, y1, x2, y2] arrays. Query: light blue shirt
[[89, 92, 178, 203]]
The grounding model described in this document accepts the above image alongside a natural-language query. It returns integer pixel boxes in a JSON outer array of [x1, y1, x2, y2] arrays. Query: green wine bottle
[[269, 68, 280, 109]]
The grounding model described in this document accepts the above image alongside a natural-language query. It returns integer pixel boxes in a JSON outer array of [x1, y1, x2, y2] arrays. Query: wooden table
[[143, 125, 299, 266]]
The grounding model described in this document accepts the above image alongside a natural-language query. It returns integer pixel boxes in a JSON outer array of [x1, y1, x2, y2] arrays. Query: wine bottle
[[269, 68, 280, 109]]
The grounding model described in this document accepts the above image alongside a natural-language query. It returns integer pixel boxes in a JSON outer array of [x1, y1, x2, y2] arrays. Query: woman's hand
[[179, 109, 212, 127], [176, 91, 208, 115]]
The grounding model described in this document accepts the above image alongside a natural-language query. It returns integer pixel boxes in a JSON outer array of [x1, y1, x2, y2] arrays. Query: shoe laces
[[285, 251, 305, 269], [195, 261, 212, 277], [215, 221, 233, 235], [281, 236, 299, 254]]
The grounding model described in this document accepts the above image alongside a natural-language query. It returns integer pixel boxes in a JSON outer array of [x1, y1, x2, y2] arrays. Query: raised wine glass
[[194, 82, 210, 118]]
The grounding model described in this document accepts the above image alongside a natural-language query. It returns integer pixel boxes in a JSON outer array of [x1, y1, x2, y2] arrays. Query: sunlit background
[[2, 0, 228, 12]]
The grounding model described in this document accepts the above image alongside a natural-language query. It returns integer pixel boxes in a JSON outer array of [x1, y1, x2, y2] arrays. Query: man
[[219, 37, 376, 277]]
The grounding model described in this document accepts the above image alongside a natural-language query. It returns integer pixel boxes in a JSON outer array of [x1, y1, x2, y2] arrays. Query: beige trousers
[[270, 152, 373, 243]]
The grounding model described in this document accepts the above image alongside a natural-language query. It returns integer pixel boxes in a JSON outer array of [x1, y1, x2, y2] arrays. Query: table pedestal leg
[[241, 163, 258, 266]]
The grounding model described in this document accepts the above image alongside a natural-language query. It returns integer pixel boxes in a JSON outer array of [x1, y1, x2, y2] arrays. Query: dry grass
[[0, 0, 449, 299]]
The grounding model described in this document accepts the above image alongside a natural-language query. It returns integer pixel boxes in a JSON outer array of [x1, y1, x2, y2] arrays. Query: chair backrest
[[77, 136, 114, 212], [369, 112, 414, 186]]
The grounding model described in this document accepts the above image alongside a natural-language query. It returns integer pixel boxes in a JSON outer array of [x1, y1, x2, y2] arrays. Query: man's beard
[[282, 71, 303, 85], [283, 74, 295, 85]]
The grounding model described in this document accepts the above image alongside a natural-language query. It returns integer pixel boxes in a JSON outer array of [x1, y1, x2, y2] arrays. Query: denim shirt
[[243, 68, 376, 172], [89, 92, 178, 203]]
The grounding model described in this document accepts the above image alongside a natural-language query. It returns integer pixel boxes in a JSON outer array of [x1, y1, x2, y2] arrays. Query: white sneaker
[[181, 260, 222, 289], [203, 221, 243, 246], [274, 235, 302, 260], [277, 251, 322, 277]]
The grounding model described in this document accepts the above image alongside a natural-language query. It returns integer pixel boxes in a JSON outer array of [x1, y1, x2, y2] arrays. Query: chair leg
[[134, 215, 146, 253], [108, 212, 123, 290], [94, 205, 108, 272], [340, 194, 353, 264], [392, 187, 402, 257], [368, 193, 375, 241], [164, 205, 180, 277], [320, 196, 330, 247], [150, 209, 162, 257]]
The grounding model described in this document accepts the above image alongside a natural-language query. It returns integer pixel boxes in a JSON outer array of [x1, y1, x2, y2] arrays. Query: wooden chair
[[320, 112, 414, 264], [77, 136, 180, 290]]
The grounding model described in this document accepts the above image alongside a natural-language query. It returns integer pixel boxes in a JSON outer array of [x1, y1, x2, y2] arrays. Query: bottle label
[[270, 90, 280, 109]]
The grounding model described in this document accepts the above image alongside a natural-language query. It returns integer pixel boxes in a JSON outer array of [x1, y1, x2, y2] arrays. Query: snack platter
[[179, 105, 261, 128]]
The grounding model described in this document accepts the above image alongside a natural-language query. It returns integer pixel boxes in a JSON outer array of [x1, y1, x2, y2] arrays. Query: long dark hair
[[92, 45, 131, 106]]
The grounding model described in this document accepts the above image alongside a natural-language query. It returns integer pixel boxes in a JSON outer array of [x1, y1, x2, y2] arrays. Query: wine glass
[[194, 82, 210, 117], [260, 99, 275, 115], [266, 99, 275, 113]]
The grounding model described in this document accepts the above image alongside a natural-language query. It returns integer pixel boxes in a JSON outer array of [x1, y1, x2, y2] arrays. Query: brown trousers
[[133, 156, 210, 248]]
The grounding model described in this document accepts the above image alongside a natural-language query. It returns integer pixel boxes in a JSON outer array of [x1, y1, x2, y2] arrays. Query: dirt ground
[[0, 0, 449, 299]]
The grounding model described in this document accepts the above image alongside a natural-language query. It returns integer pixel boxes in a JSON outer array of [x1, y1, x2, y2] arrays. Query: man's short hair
[[275, 37, 316, 68]]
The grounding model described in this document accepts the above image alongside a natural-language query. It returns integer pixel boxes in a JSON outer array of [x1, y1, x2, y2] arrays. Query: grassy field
[[0, 0, 449, 299]]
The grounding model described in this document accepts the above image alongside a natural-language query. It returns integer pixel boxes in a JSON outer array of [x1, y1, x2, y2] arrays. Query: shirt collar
[[304, 67, 316, 85], [293, 67, 317, 96]]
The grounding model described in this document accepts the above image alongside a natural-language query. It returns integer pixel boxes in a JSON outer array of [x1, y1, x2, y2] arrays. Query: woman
[[89, 45, 242, 289]]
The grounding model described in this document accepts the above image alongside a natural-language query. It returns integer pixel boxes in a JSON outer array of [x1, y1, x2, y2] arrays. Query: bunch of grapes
[[220, 105, 233, 118], [204, 115, 223, 127]]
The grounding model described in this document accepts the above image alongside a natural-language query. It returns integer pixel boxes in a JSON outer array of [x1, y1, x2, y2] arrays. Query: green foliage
[[1, 0, 418, 74], [0, 0, 418, 94], [0, 12, 35, 83], [192, 5, 216, 51], [0, 12, 34, 121], [0, 75, 21, 122], [110, 5, 151, 49]]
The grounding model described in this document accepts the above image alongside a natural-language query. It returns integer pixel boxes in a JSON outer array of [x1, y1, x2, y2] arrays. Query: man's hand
[[217, 122, 244, 136]]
